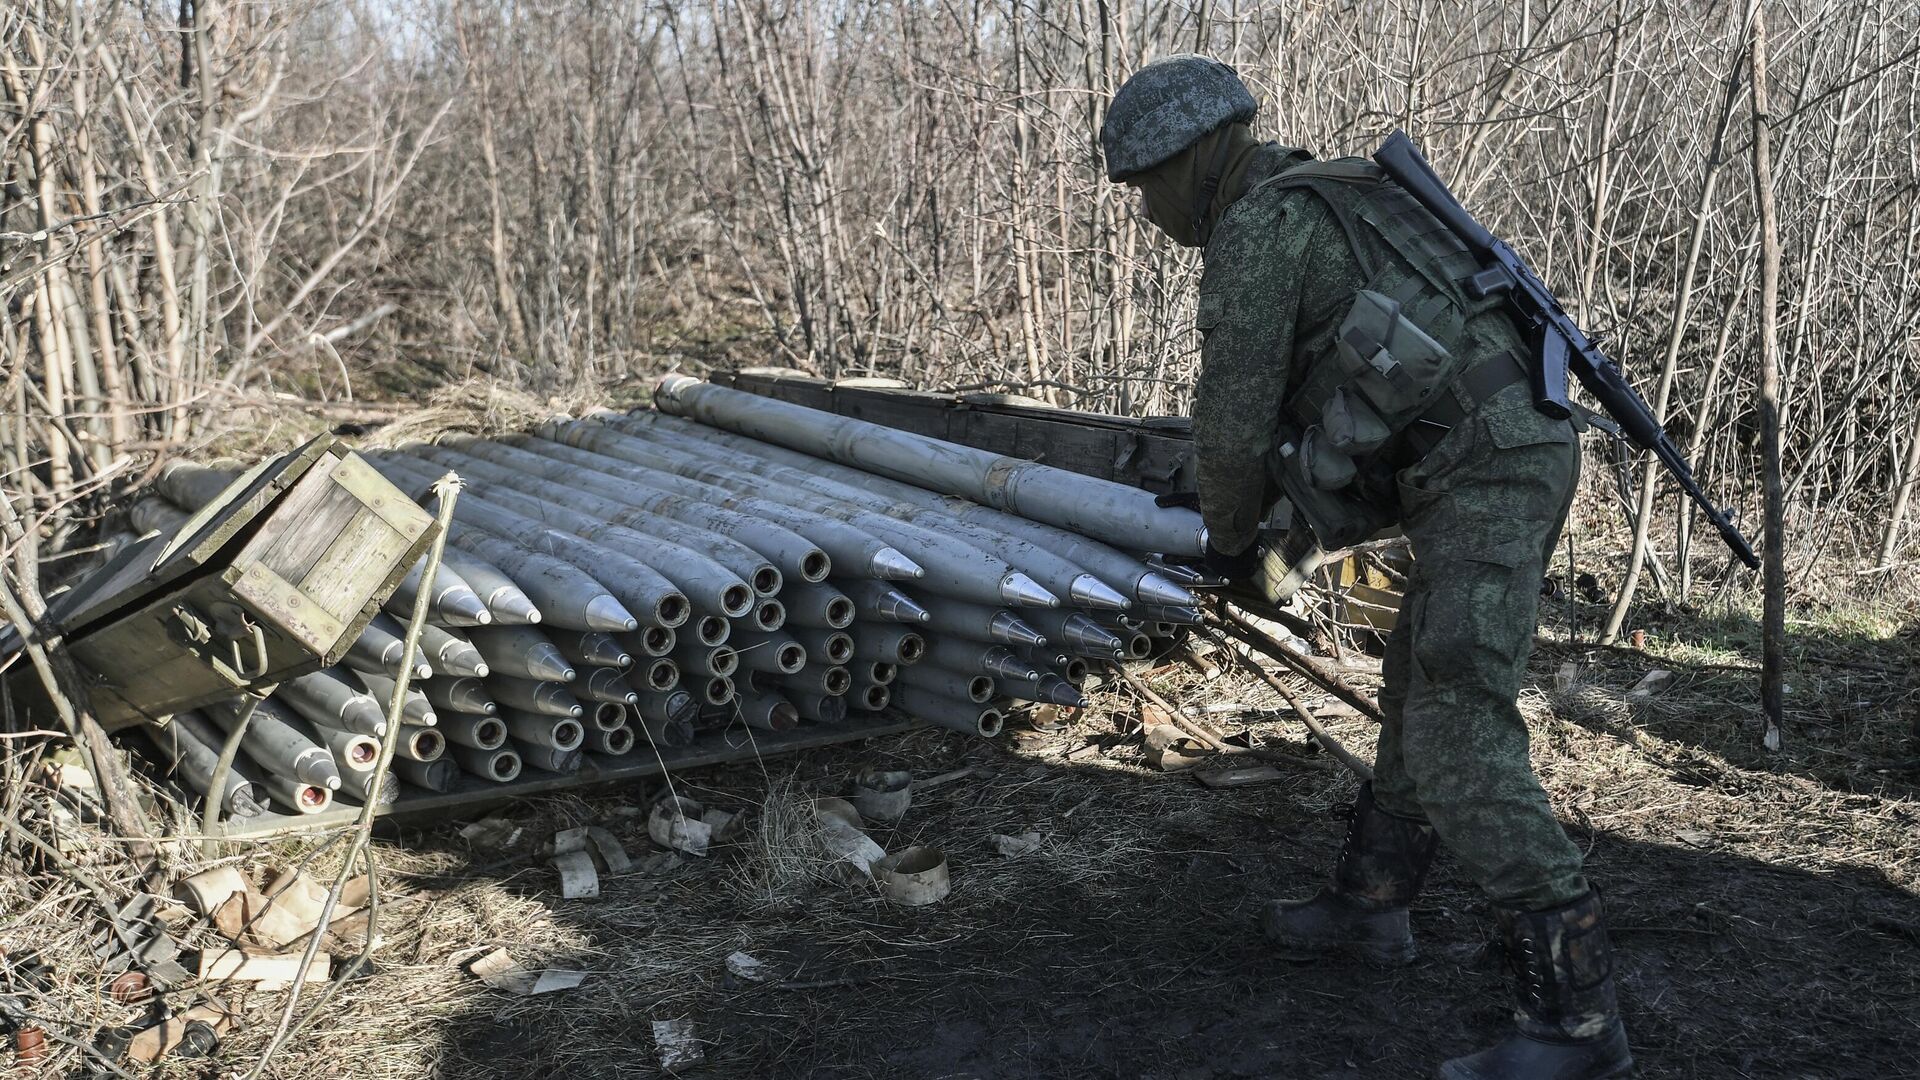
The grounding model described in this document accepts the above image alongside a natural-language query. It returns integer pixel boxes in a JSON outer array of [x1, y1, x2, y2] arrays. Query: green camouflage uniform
[[1194, 144, 1588, 910]]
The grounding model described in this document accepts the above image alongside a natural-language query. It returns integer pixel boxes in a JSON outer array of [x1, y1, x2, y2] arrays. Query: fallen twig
[[1107, 662, 1339, 774], [1212, 603, 1388, 725]]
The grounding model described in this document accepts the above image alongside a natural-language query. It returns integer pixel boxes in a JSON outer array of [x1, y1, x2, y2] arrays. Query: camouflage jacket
[[1192, 142, 1522, 554], [1192, 142, 1348, 554]]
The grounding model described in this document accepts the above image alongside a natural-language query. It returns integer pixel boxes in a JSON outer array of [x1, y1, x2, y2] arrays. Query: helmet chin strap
[[1190, 131, 1238, 247]]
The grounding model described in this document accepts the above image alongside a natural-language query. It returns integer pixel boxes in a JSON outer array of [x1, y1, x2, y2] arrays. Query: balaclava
[[1135, 122, 1263, 248]]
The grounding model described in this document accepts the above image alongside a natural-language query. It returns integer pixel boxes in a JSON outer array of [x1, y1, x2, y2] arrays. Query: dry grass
[[3, 589, 1916, 1078], [358, 381, 609, 450]]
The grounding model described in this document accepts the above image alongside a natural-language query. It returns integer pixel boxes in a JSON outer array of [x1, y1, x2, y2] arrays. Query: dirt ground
[[4, 598, 1917, 1080], [100, 601, 1897, 1080]]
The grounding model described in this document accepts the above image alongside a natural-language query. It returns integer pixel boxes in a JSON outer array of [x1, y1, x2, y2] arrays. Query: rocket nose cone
[[1000, 573, 1060, 609], [1063, 613, 1127, 656], [869, 547, 927, 581], [992, 614, 1048, 649], [1135, 572, 1199, 608], [346, 702, 388, 735], [584, 595, 640, 633], [1068, 575, 1131, 612], [440, 589, 495, 626], [1038, 676, 1089, 710], [528, 647, 577, 684], [884, 591, 933, 624], [491, 591, 543, 625]]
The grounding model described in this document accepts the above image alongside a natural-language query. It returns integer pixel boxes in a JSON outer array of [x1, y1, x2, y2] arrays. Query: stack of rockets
[[131, 378, 1212, 821]]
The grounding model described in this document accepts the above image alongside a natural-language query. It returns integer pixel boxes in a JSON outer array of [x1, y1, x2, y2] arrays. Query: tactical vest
[[1249, 159, 1530, 545]]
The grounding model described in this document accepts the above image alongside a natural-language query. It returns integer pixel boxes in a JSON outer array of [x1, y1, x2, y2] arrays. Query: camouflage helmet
[[1100, 55, 1257, 181]]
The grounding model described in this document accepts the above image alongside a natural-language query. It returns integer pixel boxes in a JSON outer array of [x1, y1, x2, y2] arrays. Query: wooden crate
[[32, 437, 435, 731], [1330, 554, 1407, 651]]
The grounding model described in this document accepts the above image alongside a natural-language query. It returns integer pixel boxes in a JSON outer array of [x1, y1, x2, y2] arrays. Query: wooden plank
[[237, 453, 347, 581], [230, 562, 348, 659], [301, 505, 413, 635]]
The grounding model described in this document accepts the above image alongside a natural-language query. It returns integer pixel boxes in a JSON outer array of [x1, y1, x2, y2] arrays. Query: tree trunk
[[1748, 0, 1786, 751]]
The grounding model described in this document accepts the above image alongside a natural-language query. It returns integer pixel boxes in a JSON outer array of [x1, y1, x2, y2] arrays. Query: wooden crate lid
[[50, 437, 351, 639]]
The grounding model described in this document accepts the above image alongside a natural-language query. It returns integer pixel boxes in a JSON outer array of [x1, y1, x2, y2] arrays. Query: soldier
[[1100, 56, 1632, 1080]]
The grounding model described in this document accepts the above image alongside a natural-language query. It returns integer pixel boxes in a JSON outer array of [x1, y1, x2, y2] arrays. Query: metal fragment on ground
[[468, 947, 588, 995], [649, 795, 713, 856], [813, 797, 885, 876], [551, 849, 600, 899], [989, 831, 1044, 858], [724, 951, 769, 984], [873, 845, 950, 905], [849, 768, 911, 823], [651, 1018, 704, 1070]]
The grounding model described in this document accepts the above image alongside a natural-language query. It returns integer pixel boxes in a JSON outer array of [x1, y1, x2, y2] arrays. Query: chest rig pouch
[[1250, 159, 1510, 547]]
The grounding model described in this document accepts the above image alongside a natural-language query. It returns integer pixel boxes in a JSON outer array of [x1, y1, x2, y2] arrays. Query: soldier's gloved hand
[[1153, 491, 1203, 512], [1200, 539, 1262, 585]]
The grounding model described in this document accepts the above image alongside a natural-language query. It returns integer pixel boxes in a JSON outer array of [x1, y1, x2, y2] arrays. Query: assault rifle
[[1373, 130, 1761, 570]]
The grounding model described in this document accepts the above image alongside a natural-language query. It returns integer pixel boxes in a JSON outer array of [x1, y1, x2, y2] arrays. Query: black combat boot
[[1439, 888, 1633, 1080], [1261, 783, 1438, 966]]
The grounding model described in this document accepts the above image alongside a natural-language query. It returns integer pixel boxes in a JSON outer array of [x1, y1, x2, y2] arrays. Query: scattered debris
[[989, 831, 1044, 858], [549, 823, 635, 898], [650, 796, 714, 857], [1026, 704, 1072, 732], [725, 951, 769, 983], [1630, 669, 1676, 697], [814, 798, 886, 875], [1133, 697, 1180, 735], [586, 826, 633, 871], [197, 947, 331, 982], [93, 894, 191, 987], [1142, 724, 1210, 771], [702, 808, 745, 844], [175, 866, 245, 913], [850, 768, 912, 823], [873, 846, 950, 906], [1195, 764, 1286, 789], [13, 1027, 47, 1066], [125, 1002, 233, 1064], [467, 947, 587, 995], [1555, 661, 1582, 693], [106, 970, 152, 1004], [551, 850, 601, 900], [461, 815, 526, 849], [652, 1017, 704, 1070]]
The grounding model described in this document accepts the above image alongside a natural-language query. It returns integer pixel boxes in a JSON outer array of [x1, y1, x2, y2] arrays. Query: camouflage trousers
[[1370, 382, 1588, 910]]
